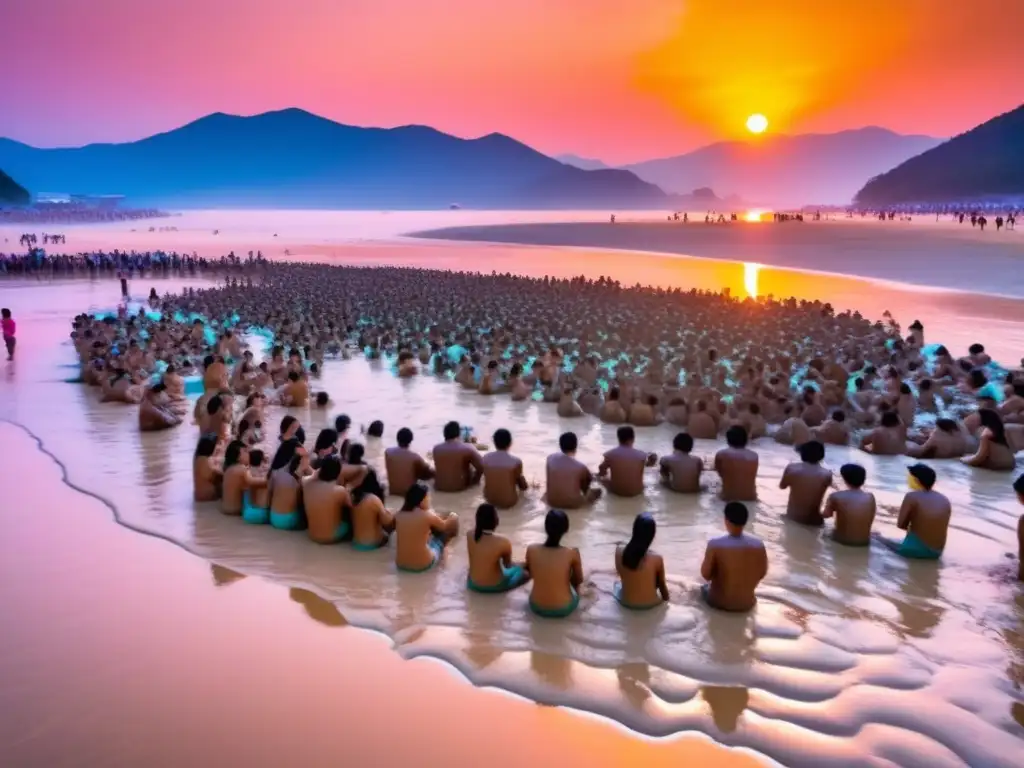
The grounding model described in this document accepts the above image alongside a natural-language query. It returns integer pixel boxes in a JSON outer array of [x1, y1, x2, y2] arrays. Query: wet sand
[[0, 423, 761, 768], [2, 220, 1024, 765]]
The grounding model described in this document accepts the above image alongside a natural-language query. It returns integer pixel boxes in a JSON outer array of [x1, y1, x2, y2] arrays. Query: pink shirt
[[1, 318, 14, 338]]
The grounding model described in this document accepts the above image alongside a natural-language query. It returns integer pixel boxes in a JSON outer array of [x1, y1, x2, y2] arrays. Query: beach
[[1, 210, 1023, 767]]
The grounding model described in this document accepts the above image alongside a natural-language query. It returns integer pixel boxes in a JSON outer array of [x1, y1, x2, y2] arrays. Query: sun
[[746, 113, 769, 134]]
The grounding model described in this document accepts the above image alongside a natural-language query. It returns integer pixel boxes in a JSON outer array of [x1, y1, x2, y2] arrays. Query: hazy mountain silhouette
[[556, 154, 611, 171], [855, 105, 1024, 206], [0, 168, 29, 205], [623, 127, 942, 207], [0, 109, 667, 209]]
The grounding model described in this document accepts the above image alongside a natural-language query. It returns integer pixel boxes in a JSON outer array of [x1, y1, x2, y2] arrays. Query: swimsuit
[[242, 492, 269, 525], [529, 586, 579, 619], [613, 581, 663, 611], [319, 520, 350, 544], [895, 531, 942, 560], [352, 534, 390, 551], [270, 510, 303, 531], [397, 534, 446, 573], [467, 564, 528, 594]]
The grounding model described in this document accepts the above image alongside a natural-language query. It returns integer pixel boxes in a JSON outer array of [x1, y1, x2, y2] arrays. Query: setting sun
[[746, 113, 769, 133]]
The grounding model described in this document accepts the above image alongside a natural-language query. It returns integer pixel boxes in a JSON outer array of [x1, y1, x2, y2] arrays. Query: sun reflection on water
[[743, 262, 760, 298]]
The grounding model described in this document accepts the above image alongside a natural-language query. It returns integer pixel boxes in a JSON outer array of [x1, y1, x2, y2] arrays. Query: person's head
[[830, 409, 846, 424], [314, 428, 338, 455], [968, 369, 988, 390], [919, 378, 933, 392], [899, 383, 912, 396], [352, 467, 385, 505], [203, 354, 215, 369], [979, 408, 1007, 444], [443, 420, 461, 441], [621, 513, 657, 570], [315, 391, 329, 407], [969, 343, 985, 356], [396, 427, 413, 448], [287, 370, 300, 383], [317, 455, 342, 483], [194, 435, 218, 459], [0, 308, 10, 319], [559, 431, 578, 454], [249, 448, 265, 468], [723, 501, 748, 535], [907, 463, 936, 491], [725, 425, 748, 448], [280, 415, 299, 440], [223, 440, 247, 469], [673, 432, 693, 453], [474, 503, 499, 542], [1014, 473, 1024, 503], [348, 443, 366, 465], [936, 418, 957, 433], [367, 420, 384, 438], [334, 414, 351, 434], [840, 463, 866, 489], [880, 411, 901, 428], [798, 440, 825, 464], [543, 509, 570, 547], [270, 439, 300, 471], [617, 425, 635, 446], [401, 482, 430, 512], [493, 428, 512, 451]]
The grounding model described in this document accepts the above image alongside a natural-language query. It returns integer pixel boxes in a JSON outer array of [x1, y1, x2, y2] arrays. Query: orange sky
[[0, 0, 1021, 162]]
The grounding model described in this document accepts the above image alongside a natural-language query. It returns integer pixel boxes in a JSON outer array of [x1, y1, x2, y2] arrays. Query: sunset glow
[[743, 262, 761, 298], [745, 210, 765, 222], [746, 114, 769, 134]]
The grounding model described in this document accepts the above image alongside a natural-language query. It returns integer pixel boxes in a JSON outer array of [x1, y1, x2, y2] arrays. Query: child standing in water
[[1, 308, 15, 361]]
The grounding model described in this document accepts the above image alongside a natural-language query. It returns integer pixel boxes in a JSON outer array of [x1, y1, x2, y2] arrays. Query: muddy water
[[1, 245, 1022, 767]]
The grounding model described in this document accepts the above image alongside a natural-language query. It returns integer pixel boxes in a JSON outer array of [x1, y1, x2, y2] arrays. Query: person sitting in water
[[384, 427, 435, 498], [242, 449, 271, 524], [197, 393, 231, 441], [1015, 474, 1024, 582], [822, 463, 876, 546], [309, 428, 339, 470], [614, 513, 669, 610], [599, 426, 658, 498], [961, 409, 1018, 472], [907, 418, 968, 459], [779, 440, 832, 526], [876, 463, 951, 560], [859, 410, 906, 456], [303, 456, 354, 544], [350, 468, 395, 550], [545, 431, 602, 509], [481, 428, 528, 509], [101, 368, 143, 404], [313, 391, 330, 408], [525, 509, 583, 618], [812, 409, 849, 445], [139, 381, 182, 431], [659, 432, 703, 493], [714, 426, 759, 502], [193, 434, 222, 502], [699, 502, 768, 612], [365, 420, 384, 439], [466, 503, 530, 593], [221, 440, 267, 516], [267, 439, 309, 531], [432, 420, 483, 492], [393, 482, 460, 572]]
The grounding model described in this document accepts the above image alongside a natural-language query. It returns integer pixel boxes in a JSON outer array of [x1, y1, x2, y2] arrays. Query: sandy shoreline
[[0, 421, 765, 767]]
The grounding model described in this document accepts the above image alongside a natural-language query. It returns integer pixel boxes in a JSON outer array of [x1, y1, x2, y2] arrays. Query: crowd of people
[[44, 259, 1024, 619], [0, 205, 168, 225], [0, 247, 266, 277]]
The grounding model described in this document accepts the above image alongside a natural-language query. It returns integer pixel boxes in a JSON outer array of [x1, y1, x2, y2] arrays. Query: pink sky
[[2, 0, 1022, 163]]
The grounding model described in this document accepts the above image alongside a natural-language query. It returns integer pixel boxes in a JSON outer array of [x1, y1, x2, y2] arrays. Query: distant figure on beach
[[699, 502, 768, 612], [779, 440, 832, 526], [715, 426, 759, 501], [1, 307, 16, 361], [545, 431, 601, 509], [466, 503, 530, 593], [876, 464, 950, 559], [614, 513, 669, 610], [481, 428, 528, 508], [394, 482, 459, 572], [384, 427, 435, 498], [525, 509, 583, 618], [822, 464, 876, 546], [598, 426, 657, 497]]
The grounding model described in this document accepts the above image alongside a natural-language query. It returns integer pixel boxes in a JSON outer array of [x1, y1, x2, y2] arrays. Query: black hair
[[617, 425, 635, 445], [397, 427, 413, 447], [401, 482, 429, 512], [223, 440, 246, 469], [493, 428, 512, 451], [968, 369, 988, 390], [367, 420, 384, 438], [798, 440, 825, 463], [724, 501, 748, 527], [831, 409, 846, 423], [249, 449, 265, 466], [317, 455, 342, 483], [348, 443, 366, 465], [936, 418, 957, 433], [559, 432, 578, 453], [280, 415, 298, 439], [334, 414, 351, 433], [443, 421, 461, 441], [194, 435, 218, 459], [1014, 474, 1024, 495], [908, 463, 936, 490], [979, 408, 1008, 445], [316, 392, 329, 406], [899, 383, 912, 395], [840, 463, 866, 488], [206, 395, 223, 415], [270, 439, 299, 471], [287, 370, 300, 382], [725, 425, 749, 448], [673, 432, 693, 452], [314, 428, 339, 454], [474, 503, 498, 542], [880, 411, 901, 428], [543, 509, 570, 547], [621, 513, 656, 570], [352, 467, 385, 505], [969, 343, 985, 355]]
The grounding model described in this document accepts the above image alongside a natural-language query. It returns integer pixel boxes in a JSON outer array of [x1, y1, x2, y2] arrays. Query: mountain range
[[855, 104, 1024, 206], [0, 169, 29, 205], [0, 109, 668, 209]]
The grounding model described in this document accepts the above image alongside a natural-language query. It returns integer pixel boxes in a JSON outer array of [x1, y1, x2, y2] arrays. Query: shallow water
[[1, 247, 1023, 768]]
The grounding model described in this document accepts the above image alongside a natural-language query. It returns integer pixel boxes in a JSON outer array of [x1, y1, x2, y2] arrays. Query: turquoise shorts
[[896, 531, 943, 560], [529, 586, 579, 618], [270, 510, 302, 531], [613, 582, 663, 611], [467, 564, 528, 594], [242, 493, 269, 525], [398, 534, 445, 573], [322, 521, 350, 544], [353, 534, 389, 551]]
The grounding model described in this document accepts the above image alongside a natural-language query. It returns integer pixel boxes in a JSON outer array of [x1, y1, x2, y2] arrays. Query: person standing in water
[[700, 502, 767, 612], [1, 308, 15, 362], [466, 503, 530, 593], [779, 440, 832, 526], [821, 464, 876, 546], [525, 509, 583, 618], [877, 463, 951, 560], [614, 513, 669, 610], [393, 482, 459, 572]]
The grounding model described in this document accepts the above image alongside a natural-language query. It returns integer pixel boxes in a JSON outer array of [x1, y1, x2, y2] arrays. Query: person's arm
[[467, 449, 484, 485], [580, 468, 593, 493], [655, 555, 670, 602], [700, 545, 715, 582], [962, 432, 992, 467], [896, 495, 914, 531], [377, 499, 396, 533], [659, 457, 671, 479], [779, 465, 791, 490], [756, 545, 769, 582], [713, 451, 722, 475], [821, 492, 836, 519], [598, 454, 610, 476], [859, 431, 873, 451], [515, 460, 528, 491], [570, 547, 584, 588], [415, 456, 435, 480], [426, 509, 450, 535], [645, 452, 658, 467], [245, 471, 268, 489], [500, 538, 513, 569]]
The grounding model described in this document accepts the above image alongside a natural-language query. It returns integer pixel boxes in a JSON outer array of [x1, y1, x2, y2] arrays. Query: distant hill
[[0, 109, 667, 209], [556, 153, 611, 171], [623, 127, 942, 207], [855, 105, 1024, 206], [0, 168, 29, 205]]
